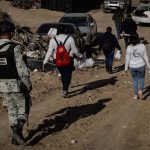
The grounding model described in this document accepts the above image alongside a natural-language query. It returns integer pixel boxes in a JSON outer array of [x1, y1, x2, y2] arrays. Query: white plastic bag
[[115, 50, 121, 61], [74, 59, 80, 68], [78, 58, 94, 69], [85, 58, 94, 67]]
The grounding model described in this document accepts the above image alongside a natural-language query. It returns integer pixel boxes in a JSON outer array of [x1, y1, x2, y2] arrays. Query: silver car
[[132, 1, 150, 25], [35, 23, 86, 51], [59, 13, 97, 46], [103, 0, 131, 12]]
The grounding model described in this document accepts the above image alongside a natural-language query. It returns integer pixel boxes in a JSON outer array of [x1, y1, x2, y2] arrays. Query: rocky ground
[[0, 0, 150, 150]]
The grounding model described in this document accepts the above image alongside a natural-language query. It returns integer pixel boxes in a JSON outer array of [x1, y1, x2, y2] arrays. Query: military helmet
[[0, 20, 15, 34]]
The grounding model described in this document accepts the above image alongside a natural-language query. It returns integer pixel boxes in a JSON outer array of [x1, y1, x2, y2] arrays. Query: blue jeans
[[115, 23, 122, 39], [104, 51, 114, 69], [130, 66, 145, 96], [124, 35, 130, 48]]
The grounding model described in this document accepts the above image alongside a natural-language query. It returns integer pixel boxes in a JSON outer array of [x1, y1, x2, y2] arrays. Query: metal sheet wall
[[41, 0, 102, 12]]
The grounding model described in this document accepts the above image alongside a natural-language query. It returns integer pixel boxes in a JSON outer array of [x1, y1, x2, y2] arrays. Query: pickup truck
[[102, 0, 131, 13]]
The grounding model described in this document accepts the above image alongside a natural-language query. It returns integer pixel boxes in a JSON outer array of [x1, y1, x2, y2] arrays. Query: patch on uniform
[[0, 58, 7, 65]]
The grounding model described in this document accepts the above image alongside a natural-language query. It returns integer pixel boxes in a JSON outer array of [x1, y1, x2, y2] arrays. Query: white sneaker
[[62, 91, 68, 98]]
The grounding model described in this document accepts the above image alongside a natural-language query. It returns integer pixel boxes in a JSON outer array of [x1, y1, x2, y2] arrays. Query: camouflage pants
[[0, 93, 26, 126]]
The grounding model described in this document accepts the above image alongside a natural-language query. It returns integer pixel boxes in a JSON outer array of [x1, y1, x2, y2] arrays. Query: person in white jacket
[[125, 33, 150, 100], [43, 26, 83, 97]]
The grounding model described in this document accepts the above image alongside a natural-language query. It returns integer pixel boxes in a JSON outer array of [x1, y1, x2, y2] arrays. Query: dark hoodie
[[120, 18, 137, 34], [112, 9, 124, 24], [99, 32, 121, 52]]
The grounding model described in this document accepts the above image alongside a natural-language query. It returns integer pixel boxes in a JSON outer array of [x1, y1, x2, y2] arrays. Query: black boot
[[17, 119, 26, 143], [11, 136, 19, 145], [11, 125, 26, 145], [108, 68, 113, 74], [106, 67, 109, 72]]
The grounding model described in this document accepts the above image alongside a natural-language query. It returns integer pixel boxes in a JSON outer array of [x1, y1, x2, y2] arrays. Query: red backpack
[[54, 36, 71, 67]]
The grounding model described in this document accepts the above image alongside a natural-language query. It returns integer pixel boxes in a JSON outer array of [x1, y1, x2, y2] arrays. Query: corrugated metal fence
[[41, 0, 103, 12]]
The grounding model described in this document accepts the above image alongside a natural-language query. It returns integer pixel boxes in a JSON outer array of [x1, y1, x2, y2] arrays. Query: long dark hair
[[57, 26, 66, 34], [129, 33, 140, 46]]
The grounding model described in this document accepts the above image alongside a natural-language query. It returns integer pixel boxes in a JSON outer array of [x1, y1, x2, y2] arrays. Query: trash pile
[[0, 10, 95, 71], [14, 26, 48, 59], [0, 9, 47, 56], [13, 26, 50, 71], [0, 9, 13, 23], [0, 10, 48, 69], [10, 0, 41, 9]]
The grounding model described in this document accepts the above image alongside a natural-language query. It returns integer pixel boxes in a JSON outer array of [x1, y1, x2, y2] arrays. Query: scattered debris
[[71, 139, 77, 144], [10, 0, 41, 10], [95, 75, 100, 78], [0, 9, 13, 22], [0, 10, 96, 72], [33, 69, 38, 72]]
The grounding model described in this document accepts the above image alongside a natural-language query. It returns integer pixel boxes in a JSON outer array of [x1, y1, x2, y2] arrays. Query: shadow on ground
[[26, 98, 112, 145], [113, 64, 125, 73], [69, 76, 118, 98], [143, 85, 150, 100]]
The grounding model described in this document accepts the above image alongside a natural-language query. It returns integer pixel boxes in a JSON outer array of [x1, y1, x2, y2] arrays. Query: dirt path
[[0, 1, 150, 150], [0, 71, 150, 150], [80, 98, 150, 150]]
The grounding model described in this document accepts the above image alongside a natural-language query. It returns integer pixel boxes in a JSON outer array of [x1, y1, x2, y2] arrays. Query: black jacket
[[112, 10, 124, 24], [120, 18, 137, 35], [99, 32, 121, 52]]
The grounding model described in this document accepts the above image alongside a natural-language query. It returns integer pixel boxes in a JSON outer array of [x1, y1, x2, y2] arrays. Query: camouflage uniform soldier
[[0, 20, 32, 145]]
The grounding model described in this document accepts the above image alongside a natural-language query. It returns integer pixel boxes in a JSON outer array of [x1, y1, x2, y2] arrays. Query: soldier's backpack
[[102, 36, 113, 53], [54, 36, 71, 67]]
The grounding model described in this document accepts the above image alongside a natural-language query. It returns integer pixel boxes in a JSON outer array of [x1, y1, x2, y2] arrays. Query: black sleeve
[[113, 35, 121, 50], [133, 21, 137, 32]]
